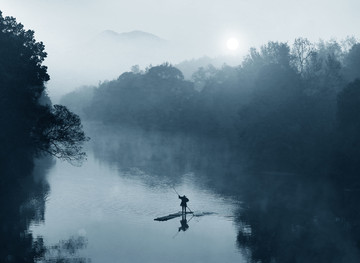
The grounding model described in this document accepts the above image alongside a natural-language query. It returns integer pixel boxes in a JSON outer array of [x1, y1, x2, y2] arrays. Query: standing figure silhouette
[[178, 195, 189, 214]]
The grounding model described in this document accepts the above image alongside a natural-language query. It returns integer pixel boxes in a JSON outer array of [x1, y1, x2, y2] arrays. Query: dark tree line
[[0, 11, 88, 169], [74, 37, 360, 176], [85, 63, 197, 131]]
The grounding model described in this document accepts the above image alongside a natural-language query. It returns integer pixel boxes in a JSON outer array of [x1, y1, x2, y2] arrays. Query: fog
[[2, 0, 360, 100], [2, 1, 360, 262]]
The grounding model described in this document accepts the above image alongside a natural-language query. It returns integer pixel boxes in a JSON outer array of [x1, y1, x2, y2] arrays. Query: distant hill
[[98, 30, 166, 43], [48, 29, 232, 100], [49, 30, 174, 99], [91, 30, 167, 50]]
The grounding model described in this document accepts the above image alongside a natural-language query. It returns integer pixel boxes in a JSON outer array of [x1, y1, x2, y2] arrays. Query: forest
[[62, 37, 360, 178]]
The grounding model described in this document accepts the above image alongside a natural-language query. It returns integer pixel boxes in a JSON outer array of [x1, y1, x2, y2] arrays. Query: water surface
[[30, 126, 245, 262]]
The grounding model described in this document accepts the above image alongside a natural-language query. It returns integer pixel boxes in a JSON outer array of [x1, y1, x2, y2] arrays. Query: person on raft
[[178, 195, 189, 214]]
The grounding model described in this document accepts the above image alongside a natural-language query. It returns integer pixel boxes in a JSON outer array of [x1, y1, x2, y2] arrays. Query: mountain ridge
[[98, 30, 166, 43]]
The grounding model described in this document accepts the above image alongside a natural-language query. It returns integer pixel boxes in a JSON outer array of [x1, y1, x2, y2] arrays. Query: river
[[29, 125, 246, 262], [24, 124, 360, 262]]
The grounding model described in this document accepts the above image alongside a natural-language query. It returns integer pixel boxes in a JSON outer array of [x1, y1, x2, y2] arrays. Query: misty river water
[[29, 124, 246, 262], [25, 124, 360, 263]]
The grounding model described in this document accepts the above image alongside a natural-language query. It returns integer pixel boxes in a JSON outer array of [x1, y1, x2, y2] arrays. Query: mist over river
[[10, 123, 358, 263], [29, 124, 246, 262]]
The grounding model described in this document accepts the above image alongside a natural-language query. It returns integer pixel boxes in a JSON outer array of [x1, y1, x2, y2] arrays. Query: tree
[[0, 11, 49, 90], [33, 105, 89, 164], [291, 38, 314, 76], [0, 11, 88, 164], [343, 43, 360, 81], [260, 41, 291, 68], [146, 62, 184, 80], [191, 64, 217, 90]]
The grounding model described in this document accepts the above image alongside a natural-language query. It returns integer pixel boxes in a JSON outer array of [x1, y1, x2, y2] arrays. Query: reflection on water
[[236, 172, 360, 263], [0, 156, 49, 262], [43, 236, 89, 263], [0, 156, 89, 263], [5, 124, 360, 262], [178, 217, 189, 232], [30, 150, 243, 263]]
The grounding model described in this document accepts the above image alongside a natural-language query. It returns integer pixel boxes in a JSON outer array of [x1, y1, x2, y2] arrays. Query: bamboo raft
[[154, 211, 194, 221]]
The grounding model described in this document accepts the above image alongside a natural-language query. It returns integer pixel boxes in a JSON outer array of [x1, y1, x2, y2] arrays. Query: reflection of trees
[[41, 236, 89, 263], [235, 173, 360, 263], [0, 156, 50, 262], [89, 125, 237, 182], [0, 157, 89, 263]]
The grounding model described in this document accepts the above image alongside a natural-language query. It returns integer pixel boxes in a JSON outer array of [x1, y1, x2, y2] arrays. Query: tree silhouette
[[291, 37, 315, 76], [0, 11, 88, 164], [33, 105, 89, 163]]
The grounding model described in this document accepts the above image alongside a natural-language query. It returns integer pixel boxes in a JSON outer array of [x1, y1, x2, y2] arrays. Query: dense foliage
[[86, 63, 196, 131], [71, 37, 360, 175], [0, 11, 88, 168]]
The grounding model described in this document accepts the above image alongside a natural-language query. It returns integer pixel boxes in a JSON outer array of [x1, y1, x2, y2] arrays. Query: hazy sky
[[2, 0, 359, 99]]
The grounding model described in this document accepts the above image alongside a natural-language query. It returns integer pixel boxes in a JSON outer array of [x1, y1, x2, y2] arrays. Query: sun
[[226, 37, 239, 51]]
